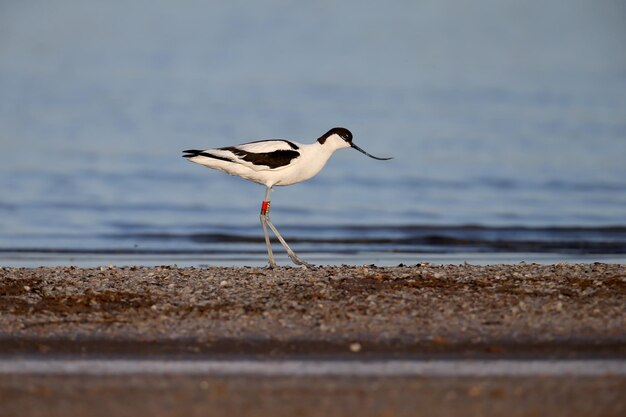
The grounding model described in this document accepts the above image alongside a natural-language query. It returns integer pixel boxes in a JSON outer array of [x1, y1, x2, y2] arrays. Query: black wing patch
[[221, 147, 300, 169]]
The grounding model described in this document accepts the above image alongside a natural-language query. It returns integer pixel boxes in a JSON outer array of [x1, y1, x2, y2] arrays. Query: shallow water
[[3, 359, 624, 377], [1, 1, 625, 266]]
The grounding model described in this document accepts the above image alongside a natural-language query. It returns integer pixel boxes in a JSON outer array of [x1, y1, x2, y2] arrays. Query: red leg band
[[261, 201, 270, 215]]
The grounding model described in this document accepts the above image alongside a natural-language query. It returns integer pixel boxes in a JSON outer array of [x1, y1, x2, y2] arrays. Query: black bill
[[351, 143, 393, 160]]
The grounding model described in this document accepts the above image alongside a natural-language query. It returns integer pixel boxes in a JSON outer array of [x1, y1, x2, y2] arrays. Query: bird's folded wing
[[231, 140, 298, 153], [197, 140, 300, 171]]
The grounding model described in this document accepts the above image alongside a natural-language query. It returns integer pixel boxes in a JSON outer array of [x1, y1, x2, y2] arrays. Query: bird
[[183, 127, 392, 268]]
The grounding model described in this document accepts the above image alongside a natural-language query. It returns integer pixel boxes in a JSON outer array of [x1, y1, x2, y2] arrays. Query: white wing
[[232, 140, 299, 153], [185, 140, 302, 172]]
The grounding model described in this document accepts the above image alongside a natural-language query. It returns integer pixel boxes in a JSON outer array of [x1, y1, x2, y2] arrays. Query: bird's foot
[[289, 255, 313, 269]]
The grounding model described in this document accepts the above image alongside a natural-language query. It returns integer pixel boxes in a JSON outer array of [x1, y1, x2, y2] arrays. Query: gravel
[[1, 263, 624, 353]]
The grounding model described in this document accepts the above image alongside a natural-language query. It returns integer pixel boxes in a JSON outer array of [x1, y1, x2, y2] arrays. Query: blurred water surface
[[1, 0, 625, 265]]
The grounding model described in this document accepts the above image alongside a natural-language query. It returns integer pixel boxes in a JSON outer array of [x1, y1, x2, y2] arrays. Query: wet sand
[[2, 373, 624, 417], [1, 263, 625, 416]]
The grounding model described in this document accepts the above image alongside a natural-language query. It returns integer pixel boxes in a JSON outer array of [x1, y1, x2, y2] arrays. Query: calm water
[[1, 1, 626, 266]]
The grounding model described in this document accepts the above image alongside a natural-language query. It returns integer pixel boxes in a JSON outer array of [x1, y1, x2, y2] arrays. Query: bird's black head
[[317, 127, 352, 144], [318, 126, 392, 160]]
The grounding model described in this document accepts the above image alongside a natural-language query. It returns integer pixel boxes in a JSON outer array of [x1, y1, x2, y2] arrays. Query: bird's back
[[183, 139, 337, 187]]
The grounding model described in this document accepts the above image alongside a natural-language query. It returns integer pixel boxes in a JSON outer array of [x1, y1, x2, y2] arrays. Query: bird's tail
[[182, 149, 202, 159]]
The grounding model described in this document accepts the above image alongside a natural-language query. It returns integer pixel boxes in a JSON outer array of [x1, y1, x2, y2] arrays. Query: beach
[[1, 263, 625, 345], [3, 0, 626, 415], [1, 263, 625, 416]]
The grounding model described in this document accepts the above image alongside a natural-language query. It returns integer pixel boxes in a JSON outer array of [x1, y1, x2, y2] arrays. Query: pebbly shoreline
[[1, 263, 624, 357]]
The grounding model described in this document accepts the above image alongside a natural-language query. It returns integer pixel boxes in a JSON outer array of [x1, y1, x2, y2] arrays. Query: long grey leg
[[260, 187, 313, 268], [265, 218, 312, 268], [260, 187, 277, 268]]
